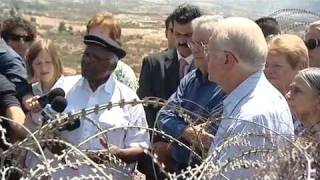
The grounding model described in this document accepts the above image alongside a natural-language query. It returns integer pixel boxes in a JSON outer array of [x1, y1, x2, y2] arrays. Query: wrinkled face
[[32, 50, 55, 86], [305, 28, 320, 67], [265, 53, 299, 94], [7, 27, 33, 58], [189, 28, 211, 73], [207, 41, 227, 85], [165, 21, 175, 49], [286, 75, 319, 122], [81, 43, 116, 84], [173, 21, 193, 57]]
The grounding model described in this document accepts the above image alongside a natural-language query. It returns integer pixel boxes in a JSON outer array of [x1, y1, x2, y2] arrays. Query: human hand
[[183, 123, 214, 150], [23, 95, 41, 112]]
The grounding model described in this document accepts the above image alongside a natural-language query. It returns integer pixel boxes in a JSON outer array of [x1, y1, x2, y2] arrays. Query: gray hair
[[209, 17, 268, 71], [307, 20, 320, 32], [192, 15, 224, 32], [298, 67, 320, 94]]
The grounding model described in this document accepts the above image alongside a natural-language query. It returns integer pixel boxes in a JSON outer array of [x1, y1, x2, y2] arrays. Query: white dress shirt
[[52, 75, 150, 179], [208, 71, 294, 179], [25, 75, 82, 171]]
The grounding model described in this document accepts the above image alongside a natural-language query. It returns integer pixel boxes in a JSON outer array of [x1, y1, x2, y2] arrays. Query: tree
[[58, 21, 66, 33]]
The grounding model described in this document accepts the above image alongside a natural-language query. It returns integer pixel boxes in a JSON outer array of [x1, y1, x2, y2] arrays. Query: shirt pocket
[[98, 108, 130, 147]]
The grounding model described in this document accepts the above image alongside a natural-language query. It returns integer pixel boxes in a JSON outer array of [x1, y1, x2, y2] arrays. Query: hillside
[[1, 0, 319, 75]]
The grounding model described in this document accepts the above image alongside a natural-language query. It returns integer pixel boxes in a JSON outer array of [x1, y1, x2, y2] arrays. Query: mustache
[[178, 43, 188, 47]]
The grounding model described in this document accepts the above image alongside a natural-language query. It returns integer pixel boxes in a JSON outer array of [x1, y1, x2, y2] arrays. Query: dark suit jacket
[[137, 49, 193, 128]]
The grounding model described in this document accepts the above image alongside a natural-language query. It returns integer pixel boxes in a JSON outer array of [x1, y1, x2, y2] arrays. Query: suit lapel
[[163, 49, 179, 98]]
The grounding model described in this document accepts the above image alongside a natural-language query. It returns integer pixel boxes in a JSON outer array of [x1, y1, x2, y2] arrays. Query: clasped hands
[[182, 123, 214, 151]]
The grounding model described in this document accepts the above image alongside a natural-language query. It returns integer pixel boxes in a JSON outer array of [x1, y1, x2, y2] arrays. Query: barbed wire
[[0, 97, 318, 179], [268, 8, 320, 33]]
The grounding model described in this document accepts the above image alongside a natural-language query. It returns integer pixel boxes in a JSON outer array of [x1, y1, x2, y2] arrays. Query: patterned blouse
[[113, 60, 138, 91]]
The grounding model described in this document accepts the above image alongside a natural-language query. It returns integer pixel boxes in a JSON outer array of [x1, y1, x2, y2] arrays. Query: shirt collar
[[0, 38, 8, 53], [195, 69, 209, 83], [177, 50, 193, 65], [77, 74, 116, 95], [223, 71, 264, 115]]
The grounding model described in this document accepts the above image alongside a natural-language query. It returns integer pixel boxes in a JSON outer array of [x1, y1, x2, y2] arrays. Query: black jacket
[[137, 49, 195, 128]]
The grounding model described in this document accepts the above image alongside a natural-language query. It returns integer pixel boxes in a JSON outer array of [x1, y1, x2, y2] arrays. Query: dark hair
[[171, 4, 202, 26], [165, 13, 173, 31], [1, 17, 36, 42], [255, 17, 281, 38]]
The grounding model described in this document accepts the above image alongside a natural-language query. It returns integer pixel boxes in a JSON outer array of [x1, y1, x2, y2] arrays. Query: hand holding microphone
[[23, 88, 66, 112], [41, 96, 68, 125]]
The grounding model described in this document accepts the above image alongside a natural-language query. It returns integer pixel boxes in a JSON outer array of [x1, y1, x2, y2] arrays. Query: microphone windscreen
[[48, 88, 65, 102], [38, 88, 65, 108], [50, 96, 68, 113]]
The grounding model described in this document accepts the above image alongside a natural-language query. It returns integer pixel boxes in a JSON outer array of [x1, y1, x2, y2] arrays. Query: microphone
[[41, 96, 68, 124], [38, 88, 65, 108]]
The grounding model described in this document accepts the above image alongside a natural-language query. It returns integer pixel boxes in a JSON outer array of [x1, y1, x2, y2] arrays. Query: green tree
[[58, 21, 66, 33]]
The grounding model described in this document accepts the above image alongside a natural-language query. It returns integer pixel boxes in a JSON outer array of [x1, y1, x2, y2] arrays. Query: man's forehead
[[85, 43, 115, 56], [174, 21, 192, 29]]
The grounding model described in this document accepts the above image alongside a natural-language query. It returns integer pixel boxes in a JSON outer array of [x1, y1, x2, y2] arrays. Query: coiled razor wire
[[0, 97, 318, 179]]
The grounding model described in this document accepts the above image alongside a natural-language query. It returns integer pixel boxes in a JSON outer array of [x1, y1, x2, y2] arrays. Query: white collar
[[177, 50, 193, 65], [77, 74, 116, 95], [223, 71, 264, 116]]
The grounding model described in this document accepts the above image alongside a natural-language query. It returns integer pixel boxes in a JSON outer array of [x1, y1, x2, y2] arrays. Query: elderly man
[[55, 34, 150, 179], [156, 15, 225, 172], [206, 17, 294, 179], [305, 20, 320, 67]]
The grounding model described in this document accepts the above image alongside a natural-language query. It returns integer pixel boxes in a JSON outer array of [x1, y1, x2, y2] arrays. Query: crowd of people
[[0, 3, 320, 179]]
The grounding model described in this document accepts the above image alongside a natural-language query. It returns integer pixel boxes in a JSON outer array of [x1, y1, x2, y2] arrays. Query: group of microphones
[[37, 88, 80, 131]]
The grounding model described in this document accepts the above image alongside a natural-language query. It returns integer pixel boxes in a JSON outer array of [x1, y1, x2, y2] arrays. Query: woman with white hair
[[286, 67, 320, 142], [305, 20, 320, 67]]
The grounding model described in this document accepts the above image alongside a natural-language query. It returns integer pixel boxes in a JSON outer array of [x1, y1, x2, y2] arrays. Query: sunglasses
[[304, 38, 320, 50], [8, 34, 33, 42]]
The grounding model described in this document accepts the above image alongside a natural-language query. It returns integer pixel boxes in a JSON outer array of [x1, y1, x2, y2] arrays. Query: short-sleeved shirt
[[54, 75, 150, 179]]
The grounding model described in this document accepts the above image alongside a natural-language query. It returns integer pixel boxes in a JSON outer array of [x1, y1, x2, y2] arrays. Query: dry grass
[[23, 14, 167, 77]]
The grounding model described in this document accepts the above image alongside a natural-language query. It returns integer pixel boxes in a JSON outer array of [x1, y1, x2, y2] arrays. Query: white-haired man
[[206, 17, 294, 179], [156, 15, 225, 173]]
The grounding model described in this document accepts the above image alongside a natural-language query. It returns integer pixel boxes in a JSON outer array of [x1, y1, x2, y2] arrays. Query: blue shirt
[[158, 69, 225, 165], [0, 39, 29, 99], [208, 71, 294, 179]]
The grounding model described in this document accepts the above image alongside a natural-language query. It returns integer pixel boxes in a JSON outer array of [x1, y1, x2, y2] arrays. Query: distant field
[[23, 14, 167, 76]]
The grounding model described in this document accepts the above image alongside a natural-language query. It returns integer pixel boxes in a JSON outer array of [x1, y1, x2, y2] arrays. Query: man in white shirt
[[54, 34, 150, 179], [206, 17, 294, 179]]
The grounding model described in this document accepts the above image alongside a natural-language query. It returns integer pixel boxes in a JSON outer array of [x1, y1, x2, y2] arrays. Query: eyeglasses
[[187, 41, 209, 55], [8, 34, 33, 42], [304, 38, 320, 50]]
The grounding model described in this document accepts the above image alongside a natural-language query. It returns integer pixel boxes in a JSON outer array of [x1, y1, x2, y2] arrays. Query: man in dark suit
[[137, 5, 202, 180], [137, 4, 202, 129]]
